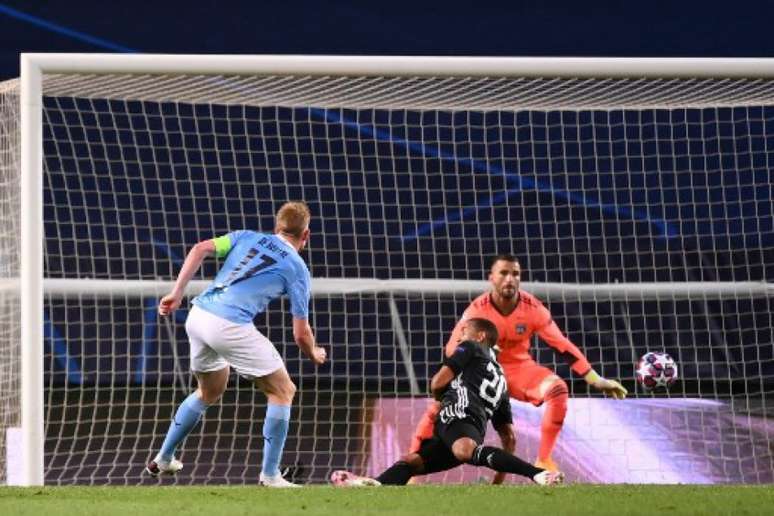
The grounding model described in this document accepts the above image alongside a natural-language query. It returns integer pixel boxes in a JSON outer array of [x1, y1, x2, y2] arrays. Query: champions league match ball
[[636, 351, 678, 391]]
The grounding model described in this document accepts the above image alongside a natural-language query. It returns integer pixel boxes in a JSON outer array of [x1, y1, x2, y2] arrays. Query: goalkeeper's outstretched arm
[[537, 319, 627, 400]]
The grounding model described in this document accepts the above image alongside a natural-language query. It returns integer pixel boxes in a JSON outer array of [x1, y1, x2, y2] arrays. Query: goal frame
[[17, 53, 774, 486]]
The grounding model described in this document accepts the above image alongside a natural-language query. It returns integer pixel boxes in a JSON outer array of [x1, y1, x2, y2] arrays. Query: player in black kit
[[331, 317, 564, 486]]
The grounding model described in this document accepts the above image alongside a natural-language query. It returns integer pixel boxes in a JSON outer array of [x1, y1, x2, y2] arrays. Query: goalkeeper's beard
[[499, 286, 517, 299]]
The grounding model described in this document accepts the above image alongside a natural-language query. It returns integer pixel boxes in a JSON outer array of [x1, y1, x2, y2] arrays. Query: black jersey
[[437, 340, 512, 434]]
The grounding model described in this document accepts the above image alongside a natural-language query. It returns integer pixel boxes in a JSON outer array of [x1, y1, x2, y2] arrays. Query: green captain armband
[[213, 235, 232, 258]]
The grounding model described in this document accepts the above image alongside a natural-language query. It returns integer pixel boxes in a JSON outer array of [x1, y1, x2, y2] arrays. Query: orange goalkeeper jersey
[[444, 291, 592, 377]]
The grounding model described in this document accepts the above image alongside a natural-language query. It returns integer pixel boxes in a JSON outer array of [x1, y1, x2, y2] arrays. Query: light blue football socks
[[158, 395, 290, 476], [262, 403, 291, 476], [158, 393, 210, 462]]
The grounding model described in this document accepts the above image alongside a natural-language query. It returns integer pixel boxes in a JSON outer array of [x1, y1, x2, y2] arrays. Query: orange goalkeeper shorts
[[501, 360, 555, 407]]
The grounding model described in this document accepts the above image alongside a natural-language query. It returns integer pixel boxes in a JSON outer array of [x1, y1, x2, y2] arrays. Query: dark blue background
[[3, 0, 774, 80]]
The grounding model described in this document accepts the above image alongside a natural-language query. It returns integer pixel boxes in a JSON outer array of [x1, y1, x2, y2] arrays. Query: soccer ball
[[636, 352, 678, 391]]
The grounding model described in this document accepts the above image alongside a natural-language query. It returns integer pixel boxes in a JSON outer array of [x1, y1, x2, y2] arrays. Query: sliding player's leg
[[464, 439, 563, 485], [443, 420, 563, 485], [376, 436, 460, 485], [332, 434, 460, 487], [254, 366, 298, 487], [374, 453, 424, 485]]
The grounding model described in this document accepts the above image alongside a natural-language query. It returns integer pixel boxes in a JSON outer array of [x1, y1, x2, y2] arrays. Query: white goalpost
[[2, 54, 774, 486]]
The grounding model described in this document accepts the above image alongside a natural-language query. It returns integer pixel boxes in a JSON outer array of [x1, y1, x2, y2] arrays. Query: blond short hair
[[275, 201, 311, 238]]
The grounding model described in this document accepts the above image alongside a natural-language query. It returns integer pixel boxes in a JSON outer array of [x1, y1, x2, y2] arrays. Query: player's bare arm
[[430, 365, 455, 400], [158, 239, 215, 316], [292, 317, 327, 365]]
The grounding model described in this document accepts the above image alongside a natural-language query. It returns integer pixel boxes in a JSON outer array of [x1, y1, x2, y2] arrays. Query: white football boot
[[330, 470, 381, 487], [533, 470, 565, 485], [259, 471, 302, 488], [145, 454, 184, 478]]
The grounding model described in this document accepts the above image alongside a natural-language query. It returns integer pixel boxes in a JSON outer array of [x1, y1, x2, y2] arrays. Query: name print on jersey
[[258, 236, 290, 259]]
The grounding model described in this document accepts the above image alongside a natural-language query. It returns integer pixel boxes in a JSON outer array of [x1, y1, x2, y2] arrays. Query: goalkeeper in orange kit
[[409, 254, 627, 479]]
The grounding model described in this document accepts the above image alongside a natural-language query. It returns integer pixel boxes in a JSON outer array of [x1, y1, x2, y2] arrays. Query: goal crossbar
[[30, 279, 774, 300], [21, 54, 774, 79]]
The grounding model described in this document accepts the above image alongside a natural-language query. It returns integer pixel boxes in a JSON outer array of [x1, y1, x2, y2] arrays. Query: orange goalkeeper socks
[[538, 379, 568, 462]]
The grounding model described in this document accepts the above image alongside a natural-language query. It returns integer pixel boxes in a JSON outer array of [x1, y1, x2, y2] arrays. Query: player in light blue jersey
[[146, 201, 326, 487]]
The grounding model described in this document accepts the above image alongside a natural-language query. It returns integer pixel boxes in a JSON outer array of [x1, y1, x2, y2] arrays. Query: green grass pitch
[[1, 485, 772, 516]]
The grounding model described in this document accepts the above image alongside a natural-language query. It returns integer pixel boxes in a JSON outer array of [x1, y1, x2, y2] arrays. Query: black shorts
[[416, 418, 484, 475], [435, 418, 484, 448]]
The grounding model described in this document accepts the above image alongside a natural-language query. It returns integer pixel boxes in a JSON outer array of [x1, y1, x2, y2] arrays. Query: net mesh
[[0, 79, 21, 485], [2, 68, 774, 484], [41, 74, 774, 110]]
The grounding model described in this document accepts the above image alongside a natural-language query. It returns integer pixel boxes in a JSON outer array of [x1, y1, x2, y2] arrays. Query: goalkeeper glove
[[584, 370, 627, 400]]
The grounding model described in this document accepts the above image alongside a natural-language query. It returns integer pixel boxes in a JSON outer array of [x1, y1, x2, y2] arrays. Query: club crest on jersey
[[515, 323, 527, 335]]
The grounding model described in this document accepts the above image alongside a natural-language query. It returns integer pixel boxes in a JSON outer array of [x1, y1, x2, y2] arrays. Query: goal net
[[0, 79, 21, 486], [2, 56, 773, 485]]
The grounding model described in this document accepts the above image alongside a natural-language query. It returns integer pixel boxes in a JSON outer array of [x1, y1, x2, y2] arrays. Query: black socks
[[376, 461, 414, 485], [470, 446, 543, 479]]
